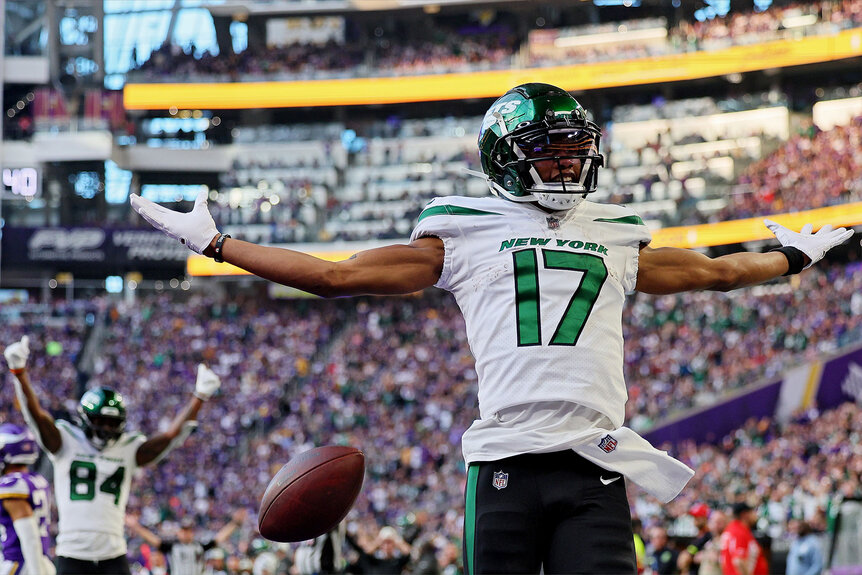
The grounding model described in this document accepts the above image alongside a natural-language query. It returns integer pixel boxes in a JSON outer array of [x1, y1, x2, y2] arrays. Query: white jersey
[[411, 196, 650, 427], [410, 196, 696, 503], [48, 420, 145, 561]]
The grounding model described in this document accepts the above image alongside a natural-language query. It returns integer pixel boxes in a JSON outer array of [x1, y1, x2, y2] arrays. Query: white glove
[[130, 189, 220, 255], [764, 219, 853, 270], [194, 363, 221, 401], [4, 336, 30, 370]]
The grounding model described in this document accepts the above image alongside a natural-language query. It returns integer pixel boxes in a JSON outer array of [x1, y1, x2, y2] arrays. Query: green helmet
[[478, 83, 604, 211], [77, 386, 127, 450]]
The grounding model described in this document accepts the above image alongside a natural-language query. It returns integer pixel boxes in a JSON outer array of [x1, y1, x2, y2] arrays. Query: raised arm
[[213, 508, 247, 546], [135, 394, 203, 466], [125, 514, 163, 548], [4, 337, 62, 453], [129, 191, 443, 297], [135, 364, 220, 466], [636, 220, 852, 295]]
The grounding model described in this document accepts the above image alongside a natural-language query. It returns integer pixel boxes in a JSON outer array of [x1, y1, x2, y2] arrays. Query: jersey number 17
[[513, 248, 608, 347]]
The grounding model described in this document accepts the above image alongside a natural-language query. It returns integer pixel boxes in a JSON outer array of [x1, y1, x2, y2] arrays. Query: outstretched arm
[[129, 191, 444, 297], [205, 236, 444, 297], [4, 338, 62, 454], [636, 220, 853, 295], [635, 247, 791, 294]]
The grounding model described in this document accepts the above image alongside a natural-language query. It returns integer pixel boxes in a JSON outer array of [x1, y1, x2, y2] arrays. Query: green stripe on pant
[[464, 464, 480, 575]]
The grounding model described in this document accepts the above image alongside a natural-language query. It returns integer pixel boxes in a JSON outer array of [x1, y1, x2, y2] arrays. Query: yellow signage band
[[125, 29, 862, 110], [649, 202, 862, 249]]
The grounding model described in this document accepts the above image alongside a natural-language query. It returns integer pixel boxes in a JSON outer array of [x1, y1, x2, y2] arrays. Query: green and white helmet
[[77, 386, 127, 450], [478, 83, 604, 211]]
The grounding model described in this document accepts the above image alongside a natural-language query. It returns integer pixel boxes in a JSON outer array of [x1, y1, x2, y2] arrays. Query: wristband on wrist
[[9, 367, 25, 375], [213, 233, 231, 263], [193, 392, 209, 401], [771, 246, 806, 275]]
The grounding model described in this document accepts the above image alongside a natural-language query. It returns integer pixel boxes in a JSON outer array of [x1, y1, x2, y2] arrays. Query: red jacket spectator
[[720, 504, 768, 575]]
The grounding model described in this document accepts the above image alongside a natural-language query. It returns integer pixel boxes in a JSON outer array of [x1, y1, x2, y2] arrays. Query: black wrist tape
[[771, 246, 805, 275]]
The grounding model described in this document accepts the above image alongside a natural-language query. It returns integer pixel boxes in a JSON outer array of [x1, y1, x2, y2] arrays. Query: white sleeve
[[13, 515, 50, 575], [621, 212, 652, 295], [409, 198, 468, 291]]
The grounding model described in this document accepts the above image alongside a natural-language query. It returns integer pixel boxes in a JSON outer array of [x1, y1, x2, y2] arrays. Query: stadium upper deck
[[121, 0, 862, 109]]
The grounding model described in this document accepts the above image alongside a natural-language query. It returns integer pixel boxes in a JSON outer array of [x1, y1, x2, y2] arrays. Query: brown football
[[258, 445, 365, 542]]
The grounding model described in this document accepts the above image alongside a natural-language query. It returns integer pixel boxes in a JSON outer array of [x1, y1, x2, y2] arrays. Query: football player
[[0, 423, 54, 575], [130, 83, 853, 574], [4, 336, 221, 575]]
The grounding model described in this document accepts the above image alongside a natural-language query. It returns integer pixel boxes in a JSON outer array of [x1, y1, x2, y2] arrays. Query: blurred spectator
[[785, 519, 823, 575], [410, 538, 441, 575], [293, 524, 346, 575], [634, 517, 648, 574], [346, 525, 411, 574], [250, 538, 280, 575], [437, 541, 460, 575], [204, 547, 229, 575], [699, 511, 728, 575], [679, 504, 712, 575], [648, 525, 680, 575]]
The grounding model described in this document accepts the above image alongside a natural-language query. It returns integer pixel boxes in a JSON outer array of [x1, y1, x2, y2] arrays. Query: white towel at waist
[[461, 401, 694, 503]]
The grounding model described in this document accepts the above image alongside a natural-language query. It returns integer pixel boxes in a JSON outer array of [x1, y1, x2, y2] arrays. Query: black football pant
[[56, 555, 131, 575], [463, 450, 636, 575]]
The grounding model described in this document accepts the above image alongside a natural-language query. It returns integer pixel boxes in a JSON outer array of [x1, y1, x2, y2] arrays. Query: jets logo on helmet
[[477, 83, 604, 212], [0, 423, 39, 471], [77, 386, 127, 450]]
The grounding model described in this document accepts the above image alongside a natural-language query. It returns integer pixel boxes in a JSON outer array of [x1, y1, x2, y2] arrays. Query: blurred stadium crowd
[[3, 0, 862, 573], [3, 257, 861, 572]]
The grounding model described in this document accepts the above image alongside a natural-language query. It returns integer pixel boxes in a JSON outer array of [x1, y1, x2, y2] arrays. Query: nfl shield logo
[[547, 216, 560, 230], [598, 434, 618, 453], [492, 470, 509, 490]]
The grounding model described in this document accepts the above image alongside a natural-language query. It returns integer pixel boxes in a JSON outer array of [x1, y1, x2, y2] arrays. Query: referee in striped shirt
[[126, 509, 247, 575]]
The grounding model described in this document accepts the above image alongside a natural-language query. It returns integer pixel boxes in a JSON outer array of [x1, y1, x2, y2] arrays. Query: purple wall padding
[[816, 345, 862, 409], [643, 343, 862, 446], [643, 380, 783, 446]]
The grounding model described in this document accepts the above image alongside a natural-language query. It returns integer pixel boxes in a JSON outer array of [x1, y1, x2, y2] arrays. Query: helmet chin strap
[[533, 192, 586, 211]]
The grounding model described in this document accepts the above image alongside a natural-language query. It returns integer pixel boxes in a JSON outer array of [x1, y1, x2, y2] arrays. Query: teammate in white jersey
[[4, 337, 222, 575], [129, 83, 853, 574]]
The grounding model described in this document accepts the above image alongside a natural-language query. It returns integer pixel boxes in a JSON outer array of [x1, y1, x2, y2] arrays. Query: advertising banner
[[1, 227, 189, 268]]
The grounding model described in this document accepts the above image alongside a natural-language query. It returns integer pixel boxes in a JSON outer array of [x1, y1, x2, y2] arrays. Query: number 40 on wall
[[2, 168, 39, 198]]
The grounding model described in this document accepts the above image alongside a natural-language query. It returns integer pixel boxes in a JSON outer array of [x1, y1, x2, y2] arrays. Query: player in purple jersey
[[0, 423, 53, 575]]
